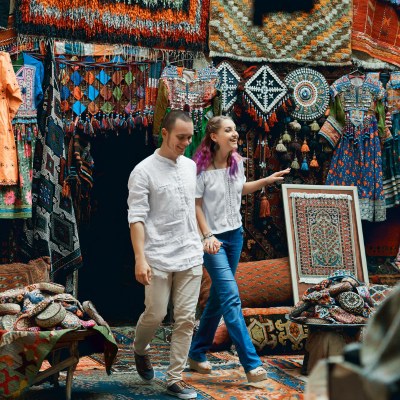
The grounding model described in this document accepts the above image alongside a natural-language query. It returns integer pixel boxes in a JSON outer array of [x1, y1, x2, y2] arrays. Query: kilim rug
[[352, 0, 400, 67], [208, 0, 352, 65], [15, 0, 210, 51], [25, 325, 305, 399]]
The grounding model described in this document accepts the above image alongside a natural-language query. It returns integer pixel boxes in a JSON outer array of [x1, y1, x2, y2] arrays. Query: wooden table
[[32, 329, 97, 400], [286, 315, 365, 375]]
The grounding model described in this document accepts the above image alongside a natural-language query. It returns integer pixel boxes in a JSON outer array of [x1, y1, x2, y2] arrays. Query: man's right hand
[[135, 261, 152, 285]]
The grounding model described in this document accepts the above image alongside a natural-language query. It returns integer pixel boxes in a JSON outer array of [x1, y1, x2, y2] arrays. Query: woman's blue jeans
[[189, 227, 262, 372]]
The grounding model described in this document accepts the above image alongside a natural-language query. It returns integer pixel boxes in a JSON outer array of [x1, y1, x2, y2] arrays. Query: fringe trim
[[290, 193, 353, 200], [208, 51, 352, 66]]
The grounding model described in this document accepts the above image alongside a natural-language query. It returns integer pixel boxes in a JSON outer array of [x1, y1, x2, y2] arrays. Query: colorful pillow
[[368, 284, 393, 306], [198, 258, 293, 311], [209, 307, 308, 355], [0, 257, 51, 292]]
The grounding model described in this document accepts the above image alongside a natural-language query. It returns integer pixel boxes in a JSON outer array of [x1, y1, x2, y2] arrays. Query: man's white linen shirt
[[127, 150, 203, 272]]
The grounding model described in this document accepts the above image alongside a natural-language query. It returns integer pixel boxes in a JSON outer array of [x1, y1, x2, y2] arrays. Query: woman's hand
[[264, 168, 291, 185], [203, 236, 222, 254]]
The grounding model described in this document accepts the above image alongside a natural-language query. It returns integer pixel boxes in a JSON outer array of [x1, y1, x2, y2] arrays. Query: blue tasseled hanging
[[301, 157, 309, 171]]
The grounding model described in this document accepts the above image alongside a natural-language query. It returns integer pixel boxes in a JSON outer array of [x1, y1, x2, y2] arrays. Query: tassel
[[269, 112, 278, 124], [276, 139, 287, 152], [254, 140, 261, 159], [301, 139, 310, 153], [310, 120, 320, 132], [264, 122, 270, 132], [289, 119, 301, 132], [310, 154, 319, 168], [282, 130, 292, 143], [259, 193, 271, 217], [291, 156, 300, 170], [301, 157, 309, 171], [62, 180, 71, 198]]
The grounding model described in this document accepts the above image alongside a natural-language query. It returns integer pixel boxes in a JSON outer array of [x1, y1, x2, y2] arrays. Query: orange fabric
[[0, 52, 22, 185]]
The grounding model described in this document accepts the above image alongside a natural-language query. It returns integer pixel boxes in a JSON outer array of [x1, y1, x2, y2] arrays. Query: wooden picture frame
[[282, 184, 368, 304]]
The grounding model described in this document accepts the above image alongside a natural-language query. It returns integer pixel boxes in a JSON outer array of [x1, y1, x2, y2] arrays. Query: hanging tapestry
[[352, 0, 400, 67], [284, 68, 329, 121], [208, 0, 352, 65], [290, 193, 357, 284], [15, 0, 210, 51], [21, 46, 82, 284], [243, 65, 289, 129], [216, 61, 241, 113]]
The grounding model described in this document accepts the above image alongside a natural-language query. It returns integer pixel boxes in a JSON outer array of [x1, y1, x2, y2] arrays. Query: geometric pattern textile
[[352, 0, 400, 67], [243, 65, 288, 121], [284, 67, 330, 121], [291, 193, 357, 283], [209, 0, 352, 65], [15, 0, 210, 51], [21, 46, 82, 283], [216, 61, 241, 113]]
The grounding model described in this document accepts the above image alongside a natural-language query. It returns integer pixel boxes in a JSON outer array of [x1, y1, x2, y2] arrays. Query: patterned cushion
[[368, 284, 393, 306], [210, 307, 308, 355], [0, 257, 51, 292], [198, 258, 293, 311]]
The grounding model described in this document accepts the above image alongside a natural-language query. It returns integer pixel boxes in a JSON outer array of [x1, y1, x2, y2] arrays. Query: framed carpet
[[15, 0, 210, 51], [282, 185, 368, 303]]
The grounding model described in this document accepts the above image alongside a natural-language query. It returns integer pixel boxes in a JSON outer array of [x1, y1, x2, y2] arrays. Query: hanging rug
[[284, 68, 329, 121], [243, 65, 288, 121], [216, 61, 241, 113]]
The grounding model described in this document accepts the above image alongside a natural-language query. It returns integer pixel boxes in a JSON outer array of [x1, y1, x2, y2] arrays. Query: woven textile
[[291, 193, 357, 283], [21, 47, 82, 283], [284, 67, 329, 121], [209, 0, 352, 65], [15, 0, 210, 51], [216, 61, 241, 113], [352, 0, 400, 67]]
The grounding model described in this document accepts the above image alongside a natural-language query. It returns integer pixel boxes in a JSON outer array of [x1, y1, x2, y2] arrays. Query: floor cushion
[[208, 307, 308, 355], [0, 257, 51, 291], [198, 257, 293, 311]]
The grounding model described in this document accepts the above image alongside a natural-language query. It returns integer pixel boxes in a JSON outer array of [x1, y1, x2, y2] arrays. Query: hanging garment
[[382, 72, 400, 208], [319, 74, 387, 221], [0, 51, 22, 186], [153, 65, 221, 158], [21, 47, 82, 286], [0, 53, 44, 219]]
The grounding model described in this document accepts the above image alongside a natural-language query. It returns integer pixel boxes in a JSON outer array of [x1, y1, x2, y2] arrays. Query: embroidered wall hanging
[[284, 68, 329, 121], [352, 0, 400, 67], [282, 185, 368, 303], [15, 0, 210, 51], [209, 0, 352, 65], [243, 65, 289, 130], [216, 61, 241, 113]]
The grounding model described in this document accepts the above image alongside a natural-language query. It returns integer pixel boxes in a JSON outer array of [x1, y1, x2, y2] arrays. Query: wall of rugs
[[1, 0, 400, 292]]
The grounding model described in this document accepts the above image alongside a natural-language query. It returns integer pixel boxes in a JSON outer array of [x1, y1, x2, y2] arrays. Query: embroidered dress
[[382, 72, 400, 208], [0, 51, 22, 186], [153, 65, 221, 157], [319, 74, 386, 221], [0, 53, 44, 219]]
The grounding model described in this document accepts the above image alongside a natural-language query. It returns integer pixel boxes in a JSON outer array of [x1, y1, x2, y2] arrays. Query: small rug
[[26, 326, 305, 399], [16, 0, 210, 51], [208, 0, 352, 65], [352, 0, 400, 67]]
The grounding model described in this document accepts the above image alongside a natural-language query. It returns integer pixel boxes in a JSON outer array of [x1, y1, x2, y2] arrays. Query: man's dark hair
[[162, 109, 192, 132]]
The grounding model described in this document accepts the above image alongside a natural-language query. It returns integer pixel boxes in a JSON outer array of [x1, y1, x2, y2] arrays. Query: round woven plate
[[284, 67, 329, 121]]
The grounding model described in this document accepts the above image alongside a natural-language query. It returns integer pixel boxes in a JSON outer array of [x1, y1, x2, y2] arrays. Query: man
[[127, 110, 203, 399]]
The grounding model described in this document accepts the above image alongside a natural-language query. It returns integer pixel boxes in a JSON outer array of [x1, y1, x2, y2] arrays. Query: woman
[[188, 116, 290, 383]]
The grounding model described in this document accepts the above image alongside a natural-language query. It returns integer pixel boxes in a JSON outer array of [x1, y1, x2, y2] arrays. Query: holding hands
[[202, 234, 222, 254]]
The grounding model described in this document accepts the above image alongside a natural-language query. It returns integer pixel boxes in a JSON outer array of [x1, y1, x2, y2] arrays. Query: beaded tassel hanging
[[259, 188, 271, 217]]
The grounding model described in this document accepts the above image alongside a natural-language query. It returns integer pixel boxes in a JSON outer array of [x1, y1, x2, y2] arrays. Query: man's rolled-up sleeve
[[127, 169, 150, 225]]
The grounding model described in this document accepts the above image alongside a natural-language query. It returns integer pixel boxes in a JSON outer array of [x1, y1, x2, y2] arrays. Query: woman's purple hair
[[193, 116, 241, 177]]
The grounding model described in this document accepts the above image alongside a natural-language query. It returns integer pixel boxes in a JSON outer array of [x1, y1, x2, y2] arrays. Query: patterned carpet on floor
[[24, 325, 306, 399]]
